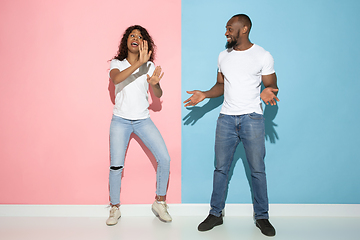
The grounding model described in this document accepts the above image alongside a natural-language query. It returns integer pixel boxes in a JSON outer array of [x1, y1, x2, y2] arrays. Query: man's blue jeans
[[209, 113, 269, 220], [109, 115, 170, 205]]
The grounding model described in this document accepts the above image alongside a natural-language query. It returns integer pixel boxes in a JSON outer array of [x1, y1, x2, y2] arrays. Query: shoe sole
[[152, 207, 172, 223], [255, 222, 275, 237], [198, 221, 223, 231]]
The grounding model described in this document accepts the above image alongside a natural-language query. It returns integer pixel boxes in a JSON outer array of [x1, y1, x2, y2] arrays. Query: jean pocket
[[218, 113, 225, 119], [248, 112, 264, 120]]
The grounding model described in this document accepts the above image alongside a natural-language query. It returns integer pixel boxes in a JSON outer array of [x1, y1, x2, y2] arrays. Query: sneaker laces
[[109, 206, 118, 217], [158, 201, 169, 212]]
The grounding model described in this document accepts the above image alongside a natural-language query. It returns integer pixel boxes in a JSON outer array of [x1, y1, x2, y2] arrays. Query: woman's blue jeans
[[209, 113, 269, 220], [109, 115, 170, 205]]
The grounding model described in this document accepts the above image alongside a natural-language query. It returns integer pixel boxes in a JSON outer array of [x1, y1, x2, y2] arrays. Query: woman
[[106, 25, 171, 226]]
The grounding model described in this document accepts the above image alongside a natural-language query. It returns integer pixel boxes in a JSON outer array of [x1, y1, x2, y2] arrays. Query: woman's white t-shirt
[[110, 59, 155, 120]]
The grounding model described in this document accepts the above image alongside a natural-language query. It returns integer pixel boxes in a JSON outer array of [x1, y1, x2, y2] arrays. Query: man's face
[[225, 18, 242, 49]]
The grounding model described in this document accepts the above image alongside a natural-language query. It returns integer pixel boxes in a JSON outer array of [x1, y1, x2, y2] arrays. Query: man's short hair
[[232, 14, 252, 32]]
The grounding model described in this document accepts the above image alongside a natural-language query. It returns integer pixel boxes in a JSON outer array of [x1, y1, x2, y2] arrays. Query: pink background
[[0, 0, 181, 204]]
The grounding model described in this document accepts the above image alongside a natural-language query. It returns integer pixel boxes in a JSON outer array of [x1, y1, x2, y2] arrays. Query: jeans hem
[[209, 211, 222, 218]]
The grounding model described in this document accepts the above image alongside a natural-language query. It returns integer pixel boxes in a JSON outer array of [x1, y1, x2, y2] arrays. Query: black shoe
[[198, 214, 223, 231], [256, 219, 276, 237]]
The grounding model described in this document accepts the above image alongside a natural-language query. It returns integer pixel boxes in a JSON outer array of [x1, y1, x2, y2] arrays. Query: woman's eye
[[138, 36, 142, 39]]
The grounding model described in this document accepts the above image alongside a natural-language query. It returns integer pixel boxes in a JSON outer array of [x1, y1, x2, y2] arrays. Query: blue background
[[181, 0, 360, 204]]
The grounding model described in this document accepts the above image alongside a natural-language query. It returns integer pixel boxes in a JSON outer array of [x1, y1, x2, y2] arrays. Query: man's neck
[[233, 39, 253, 51]]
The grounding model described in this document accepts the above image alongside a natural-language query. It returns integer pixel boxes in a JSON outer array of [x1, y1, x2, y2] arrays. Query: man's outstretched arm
[[184, 72, 225, 107]]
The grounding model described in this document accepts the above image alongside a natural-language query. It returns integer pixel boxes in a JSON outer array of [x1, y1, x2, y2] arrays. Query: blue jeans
[[109, 115, 170, 205], [209, 113, 269, 220]]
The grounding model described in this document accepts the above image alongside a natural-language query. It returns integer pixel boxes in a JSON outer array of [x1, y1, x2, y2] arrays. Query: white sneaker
[[106, 206, 121, 226], [152, 201, 172, 222]]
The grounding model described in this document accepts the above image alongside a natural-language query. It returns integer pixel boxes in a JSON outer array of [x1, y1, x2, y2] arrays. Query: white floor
[[1, 216, 360, 240], [1, 204, 360, 240]]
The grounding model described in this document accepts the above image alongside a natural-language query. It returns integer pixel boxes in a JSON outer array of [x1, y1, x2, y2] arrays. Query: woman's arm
[[110, 62, 143, 85], [110, 40, 152, 85], [147, 66, 164, 98]]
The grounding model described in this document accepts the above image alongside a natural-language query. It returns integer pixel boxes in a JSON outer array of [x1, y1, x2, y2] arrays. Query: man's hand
[[261, 87, 279, 106], [147, 66, 164, 86], [183, 90, 206, 107]]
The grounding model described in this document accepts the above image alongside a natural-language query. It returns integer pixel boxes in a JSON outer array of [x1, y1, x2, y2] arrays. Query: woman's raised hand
[[139, 40, 152, 65], [147, 66, 164, 86]]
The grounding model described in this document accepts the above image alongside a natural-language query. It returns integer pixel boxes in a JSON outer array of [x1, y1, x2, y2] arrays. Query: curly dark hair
[[113, 25, 156, 62]]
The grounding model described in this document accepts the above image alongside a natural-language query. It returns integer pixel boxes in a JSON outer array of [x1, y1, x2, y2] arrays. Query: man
[[183, 14, 279, 237]]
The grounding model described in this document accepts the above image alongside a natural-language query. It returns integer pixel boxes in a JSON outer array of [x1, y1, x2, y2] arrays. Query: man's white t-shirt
[[110, 59, 155, 120], [218, 44, 275, 115]]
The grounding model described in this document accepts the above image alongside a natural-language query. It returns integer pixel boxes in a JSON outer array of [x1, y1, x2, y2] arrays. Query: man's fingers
[[184, 100, 197, 107], [270, 98, 279, 105], [184, 101, 193, 107], [184, 90, 202, 105], [263, 96, 279, 105], [184, 97, 196, 105], [183, 97, 191, 103], [184, 92, 195, 103]]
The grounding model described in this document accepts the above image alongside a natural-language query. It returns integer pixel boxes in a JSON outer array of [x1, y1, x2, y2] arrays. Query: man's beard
[[226, 39, 237, 49], [226, 30, 240, 49]]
